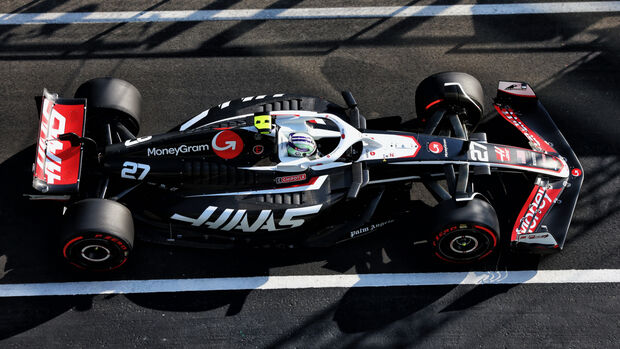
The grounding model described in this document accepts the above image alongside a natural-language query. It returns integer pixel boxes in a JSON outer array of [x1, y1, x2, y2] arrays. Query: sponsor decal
[[212, 130, 243, 159], [94, 234, 129, 251], [275, 173, 307, 184], [147, 144, 209, 156], [513, 185, 562, 237], [518, 233, 549, 240], [516, 231, 558, 246], [571, 168, 582, 177], [494, 146, 511, 162], [171, 204, 322, 232], [428, 141, 443, 154], [252, 145, 264, 155], [350, 226, 370, 237], [516, 150, 527, 164], [36, 98, 65, 184], [350, 219, 395, 238], [495, 106, 555, 153], [35, 97, 84, 185], [433, 224, 497, 249], [443, 139, 448, 157]]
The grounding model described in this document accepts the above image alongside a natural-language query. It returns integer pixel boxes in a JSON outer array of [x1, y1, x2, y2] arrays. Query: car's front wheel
[[429, 198, 500, 263]]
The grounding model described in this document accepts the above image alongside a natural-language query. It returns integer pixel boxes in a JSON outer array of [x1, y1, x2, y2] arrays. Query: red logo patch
[[571, 168, 582, 177], [428, 141, 443, 154], [212, 131, 243, 159], [494, 146, 511, 162], [275, 173, 307, 184], [253, 145, 264, 155]]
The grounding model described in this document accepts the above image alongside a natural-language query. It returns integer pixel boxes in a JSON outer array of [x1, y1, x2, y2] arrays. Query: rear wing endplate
[[33, 89, 87, 194]]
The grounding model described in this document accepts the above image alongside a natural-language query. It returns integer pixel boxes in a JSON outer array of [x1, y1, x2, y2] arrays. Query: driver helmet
[[287, 132, 317, 157]]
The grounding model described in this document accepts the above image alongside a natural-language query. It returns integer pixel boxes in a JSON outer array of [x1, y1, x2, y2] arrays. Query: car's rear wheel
[[60, 199, 134, 271], [75, 77, 142, 143], [429, 198, 500, 263]]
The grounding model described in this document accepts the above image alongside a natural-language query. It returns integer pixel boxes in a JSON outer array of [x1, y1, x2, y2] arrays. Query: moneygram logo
[[428, 141, 443, 154], [212, 130, 243, 159], [147, 144, 209, 156]]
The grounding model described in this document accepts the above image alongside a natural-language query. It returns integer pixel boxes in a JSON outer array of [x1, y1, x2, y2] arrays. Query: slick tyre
[[75, 77, 142, 137], [415, 72, 484, 127], [60, 199, 134, 271], [429, 198, 500, 263]]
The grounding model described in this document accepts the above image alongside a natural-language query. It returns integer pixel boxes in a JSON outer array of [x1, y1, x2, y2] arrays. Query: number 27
[[469, 142, 489, 162], [121, 161, 150, 180]]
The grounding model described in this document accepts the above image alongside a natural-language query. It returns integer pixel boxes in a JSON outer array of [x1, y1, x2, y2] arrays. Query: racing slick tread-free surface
[[415, 71, 485, 126], [60, 199, 134, 270], [429, 198, 500, 262], [74, 77, 142, 135]]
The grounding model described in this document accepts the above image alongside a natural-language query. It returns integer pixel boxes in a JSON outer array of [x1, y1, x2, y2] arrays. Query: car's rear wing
[[32, 89, 87, 194], [494, 81, 583, 252]]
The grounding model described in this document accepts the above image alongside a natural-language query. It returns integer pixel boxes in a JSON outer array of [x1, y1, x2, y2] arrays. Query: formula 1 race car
[[30, 72, 583, 271]]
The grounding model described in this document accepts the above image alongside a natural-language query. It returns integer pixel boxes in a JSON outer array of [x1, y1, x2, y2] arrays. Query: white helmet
[[287, 132, 317, 157]]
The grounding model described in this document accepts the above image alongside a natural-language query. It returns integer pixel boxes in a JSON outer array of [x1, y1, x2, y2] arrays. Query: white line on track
[[1, 269, 619, 297], [1, 2, 620, 25]]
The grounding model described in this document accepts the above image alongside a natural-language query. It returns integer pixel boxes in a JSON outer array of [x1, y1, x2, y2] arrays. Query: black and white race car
[[30, 72, 583, 271]]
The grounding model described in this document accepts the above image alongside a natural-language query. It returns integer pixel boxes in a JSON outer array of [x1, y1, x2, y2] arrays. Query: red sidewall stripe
[[425, 99, 444, 110], [474, 225, 497, 248], [62, 236, 84, 258], [434, 224, 497, 263]]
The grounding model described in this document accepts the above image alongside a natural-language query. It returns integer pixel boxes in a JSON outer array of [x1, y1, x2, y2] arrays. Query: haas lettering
[[171, 204, 322, 232], [37, 98, 67, 184]]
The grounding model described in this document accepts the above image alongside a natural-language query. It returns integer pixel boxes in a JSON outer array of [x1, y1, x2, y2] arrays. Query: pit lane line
[[1, 2, 620, 25], [1, 269, 619, 297]]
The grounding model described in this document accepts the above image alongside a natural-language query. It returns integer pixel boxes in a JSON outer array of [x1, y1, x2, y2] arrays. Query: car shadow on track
[[0, 143, 542, 340]]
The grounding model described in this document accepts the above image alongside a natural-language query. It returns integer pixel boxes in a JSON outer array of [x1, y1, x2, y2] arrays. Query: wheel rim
[[80, 244, 111, 262], [64, 235, 129, 270], [436, 225, 495, 262], [448, 235, 479, 254]]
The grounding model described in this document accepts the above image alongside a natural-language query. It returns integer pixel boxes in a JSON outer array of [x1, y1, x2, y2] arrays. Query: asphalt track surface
[[0, 0, 619, 347]]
